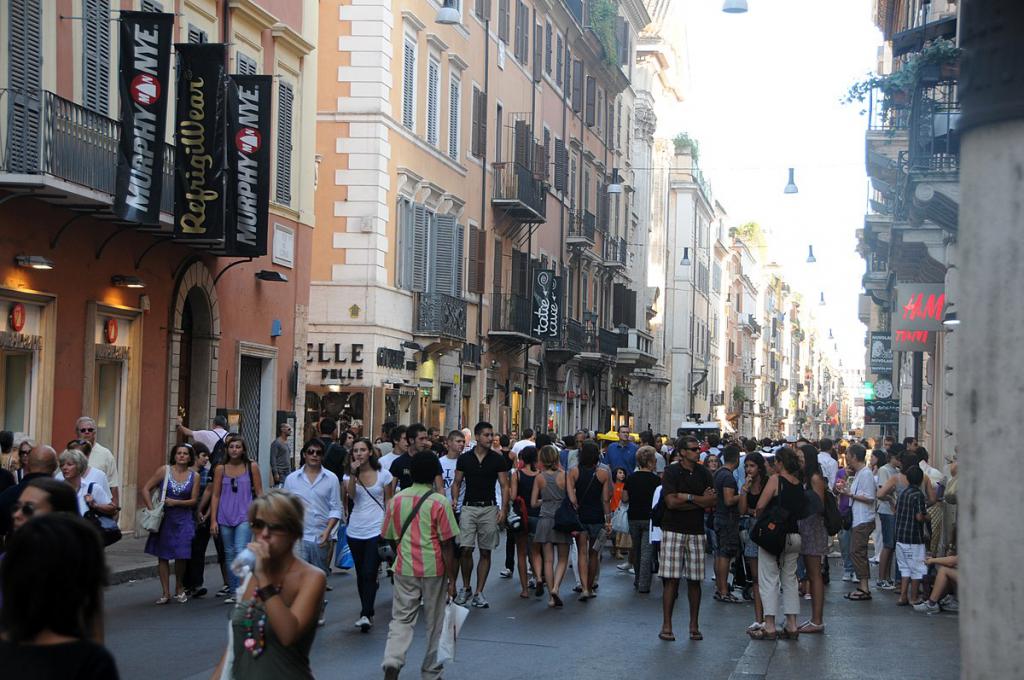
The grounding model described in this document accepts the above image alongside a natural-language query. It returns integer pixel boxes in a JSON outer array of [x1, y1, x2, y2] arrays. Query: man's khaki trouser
[[382, 574, 448, 679]]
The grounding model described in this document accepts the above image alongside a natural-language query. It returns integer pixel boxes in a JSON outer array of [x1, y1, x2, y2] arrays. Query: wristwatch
[[687, 493, 693, 503], [256, 584, 282, 601]]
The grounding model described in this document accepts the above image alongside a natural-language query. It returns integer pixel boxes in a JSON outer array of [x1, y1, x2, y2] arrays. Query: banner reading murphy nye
[[224, 75, 273, 257], [174, 42, 227, 244], [112, 11, 173, 224]]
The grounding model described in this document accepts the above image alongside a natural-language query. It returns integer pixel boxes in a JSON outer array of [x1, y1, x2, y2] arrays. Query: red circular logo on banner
[[235, 127, 262, 154], [130, 73, 161, 106], [9, 303, 25, 333], [104, 318, 119, 344]]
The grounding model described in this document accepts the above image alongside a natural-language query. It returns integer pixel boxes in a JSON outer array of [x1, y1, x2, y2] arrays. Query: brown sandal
[[658, 631, 676, 641]]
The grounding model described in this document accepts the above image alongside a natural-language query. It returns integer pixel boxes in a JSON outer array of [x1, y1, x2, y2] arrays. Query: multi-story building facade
[[313, 0, 651, 438], [857, 0, 959, 460], [0, 0, 317, 528]]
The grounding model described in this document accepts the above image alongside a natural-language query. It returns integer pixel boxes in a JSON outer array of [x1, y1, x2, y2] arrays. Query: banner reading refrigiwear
[[174, 43, 226, 244], [224, 75, 272, 257], [531, 270, 561, 340], [113, 11, 173, 224]]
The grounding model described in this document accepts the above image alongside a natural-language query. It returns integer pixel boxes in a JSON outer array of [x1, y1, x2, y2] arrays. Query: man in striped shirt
[[382, 454, 460, 680]]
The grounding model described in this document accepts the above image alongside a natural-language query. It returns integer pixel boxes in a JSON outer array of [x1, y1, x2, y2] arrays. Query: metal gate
[[239, 356, 262, 462]]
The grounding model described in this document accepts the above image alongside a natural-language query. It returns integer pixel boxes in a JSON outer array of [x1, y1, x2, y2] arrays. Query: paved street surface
[[105, 544, 959, 680]]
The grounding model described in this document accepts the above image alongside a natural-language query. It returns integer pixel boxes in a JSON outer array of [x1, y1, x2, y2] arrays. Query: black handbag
[[85, 483, 122, 547], [553, 469, 588, 534], [751, 503, 789, 556], [823, 489, 843, 535]]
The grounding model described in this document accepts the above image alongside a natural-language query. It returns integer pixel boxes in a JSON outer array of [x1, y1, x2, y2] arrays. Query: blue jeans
[[839, 528, 854, 575], [220, 522, 252, 591]]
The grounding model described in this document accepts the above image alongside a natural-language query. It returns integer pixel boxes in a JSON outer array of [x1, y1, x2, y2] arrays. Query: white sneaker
[[616, 562, 631, 571], [628, 567, 635, 575], [471, 592, 489, 608], [913, 600, 941, 615], [869, 556, 880, 564], [939, 596, 959, 612], [354, 616, 370, 629], [499, 568, 513, 578], [842, 573, 856, 582], [454, 588, 471, 606]]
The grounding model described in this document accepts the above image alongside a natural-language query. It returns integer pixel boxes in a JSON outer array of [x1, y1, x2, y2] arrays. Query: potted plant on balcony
[[672, 132, 700, 162], [917, 38, 962, 81]]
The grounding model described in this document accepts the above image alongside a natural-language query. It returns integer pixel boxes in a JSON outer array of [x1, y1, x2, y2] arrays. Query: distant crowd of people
[[0, 416, 959, 678]]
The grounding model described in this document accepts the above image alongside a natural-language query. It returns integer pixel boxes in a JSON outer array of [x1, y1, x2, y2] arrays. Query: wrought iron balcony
[[0, 88, 175, 216], [489, 293, 535, 342], [602, 237, 626, 271], [598, 327, 620, 356], [567, 210, 596, 246], [618, 237, 628, 265], [492, 160, 546, 223], [544, 318, 586, 360], [414, 292, 467, 342], [908, 78, 960, 175]]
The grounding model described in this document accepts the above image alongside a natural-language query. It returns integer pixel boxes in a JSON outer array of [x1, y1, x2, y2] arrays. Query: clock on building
[[874, 378, 894, 399]]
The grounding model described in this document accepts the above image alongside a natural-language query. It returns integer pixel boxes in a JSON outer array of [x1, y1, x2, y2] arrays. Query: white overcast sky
[[660, 0, 882, 370]]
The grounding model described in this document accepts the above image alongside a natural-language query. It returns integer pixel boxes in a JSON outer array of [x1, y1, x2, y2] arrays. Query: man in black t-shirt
[[388, 423, 443, 494], [659, 436, 716, 642], [450, 421, 509, 609], [712, 445, 742, 602]]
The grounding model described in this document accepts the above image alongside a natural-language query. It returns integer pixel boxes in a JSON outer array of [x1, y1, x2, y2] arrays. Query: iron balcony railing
[[598, 327, 620, 355], [908, 78, 960, 174], [866, 85, 912, 133], [414, 292, 467, 341], [1, 89, 175, 214], [492, 160, 546, 221], [603, 237, 618, 263], [544, 318, 586, 353], [490, 293, 532, 336], [568, 210, 596, 243], [618, 237, 628, 265]]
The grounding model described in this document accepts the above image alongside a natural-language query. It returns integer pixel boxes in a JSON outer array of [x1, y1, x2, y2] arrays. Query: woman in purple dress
[[142, 443, 200, 604]]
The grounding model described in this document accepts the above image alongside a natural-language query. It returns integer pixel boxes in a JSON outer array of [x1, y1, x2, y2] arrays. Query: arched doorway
[[167, 263, 220, 448]]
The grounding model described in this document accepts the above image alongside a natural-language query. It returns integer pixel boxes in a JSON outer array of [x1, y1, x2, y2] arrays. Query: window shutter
[[470, 88, 481, 157], [543, 129, 551, 182], [402, 40, 416, 130], [427, 58, 440, 146], [532, 22, 542, 82], [187, 24, 207, 44], [514, 120, 529, 169], [616, 17, 627, 65], [498, 0, 509, 42], [435, 214, 456, 295], [398, 199, 414, 289], [513, 1, 522, 59], [468, 226, 483, 294], [480, 0, 491, 21], [237, 52, 258, 75], [141, 0, 163, 10], [448, 78, 460, 161], [545, 23, 552, 74], [411, 204, 430, 292], [607, 100, 614, 147], [493, 237, 503, 293], [83, 0, 111, 114], [7, 0, 43, 174], [533, 141, 545, 180], [571, 60, 583, 113], [584, 75, 596, 126], [555, 35, 563, 86], [474, 0, 484, 19], [553, 139, 567, 192], [454, 223, 465, 296], [274, 82, 294, 205], [519, 3, 529, 65]]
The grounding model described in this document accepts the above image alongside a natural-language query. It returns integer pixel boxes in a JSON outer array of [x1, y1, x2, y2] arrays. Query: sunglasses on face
[[685, 447, 700, 452], [12, 501, 37, 517], [250, 518, 288, 533], [305, 449, 323, 457], [79, 428, 95, 433]]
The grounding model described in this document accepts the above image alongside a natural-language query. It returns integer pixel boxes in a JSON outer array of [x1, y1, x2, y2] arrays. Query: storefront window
[[2, 351, 32, 437], [94, 361, 123, 460]]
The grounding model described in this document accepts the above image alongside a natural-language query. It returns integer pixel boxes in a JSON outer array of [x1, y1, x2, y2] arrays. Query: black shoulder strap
[[398, 491, 435, 542]]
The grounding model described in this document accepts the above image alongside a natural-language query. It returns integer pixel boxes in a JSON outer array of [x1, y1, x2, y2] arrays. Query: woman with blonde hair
[[530, 445, 571, 608], [212, 489, 327, 679]]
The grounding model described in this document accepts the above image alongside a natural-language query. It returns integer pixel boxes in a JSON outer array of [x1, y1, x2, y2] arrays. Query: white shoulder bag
[[140, 465, 170, 533]]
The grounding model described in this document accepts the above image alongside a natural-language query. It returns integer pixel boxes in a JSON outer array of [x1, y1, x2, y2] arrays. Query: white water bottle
[[231, 548, 257, 578]]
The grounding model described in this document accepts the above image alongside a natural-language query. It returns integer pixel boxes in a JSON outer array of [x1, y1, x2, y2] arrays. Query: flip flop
[[689, 630, 704, 641], [844, 589, 872, 601], [797, 621, 825, 634], [658, 631, 676, 641], [519, 591, 530, 599]]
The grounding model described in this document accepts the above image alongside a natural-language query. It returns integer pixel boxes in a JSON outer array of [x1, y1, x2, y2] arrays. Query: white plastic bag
[[611, 504, 630, 534], [437, 601, 469, 665]]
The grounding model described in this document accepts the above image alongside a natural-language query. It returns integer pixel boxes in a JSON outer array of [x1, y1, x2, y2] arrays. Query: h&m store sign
[[890, 284, 945, 352]]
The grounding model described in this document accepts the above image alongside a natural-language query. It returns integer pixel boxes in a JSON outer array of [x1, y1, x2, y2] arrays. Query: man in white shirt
[[378, 425, 407, 473], [817, 438, 839, 490], [439, 430, 471, 599], [283, 443, 343, 577], [75, 416, 120, 509], [840, 444, 877, 599], [511, 428, 536, 455], [177, 415, 230, 464]]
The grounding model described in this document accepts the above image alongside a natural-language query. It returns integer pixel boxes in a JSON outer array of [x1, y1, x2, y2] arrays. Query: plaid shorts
[[660, 531, 706, 581]]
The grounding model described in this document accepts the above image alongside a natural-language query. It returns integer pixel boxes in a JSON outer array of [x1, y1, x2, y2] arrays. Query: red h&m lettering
[[901, 293, 945, 322], [894, 330, 929, 343]]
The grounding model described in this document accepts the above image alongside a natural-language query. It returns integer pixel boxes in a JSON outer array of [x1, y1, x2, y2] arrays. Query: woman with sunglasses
[[210, 435, 264, 603], [342, 437, 393, 631], [212, 489, 326, 679], [142, 443, 200, 604]]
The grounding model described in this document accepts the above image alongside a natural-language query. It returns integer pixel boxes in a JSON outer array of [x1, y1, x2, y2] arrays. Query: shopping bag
[[437, 601, 469, 665], [611, 504, 630, 534], [334, 525, 355, 570]]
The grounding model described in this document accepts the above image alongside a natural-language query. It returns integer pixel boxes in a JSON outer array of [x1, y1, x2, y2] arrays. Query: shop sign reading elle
[[307, 343, 417, 383], [890, 284, 945, 352]]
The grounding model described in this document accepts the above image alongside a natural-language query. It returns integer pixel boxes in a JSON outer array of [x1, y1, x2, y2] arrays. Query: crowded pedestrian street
[[1, 0, 1019, 678]]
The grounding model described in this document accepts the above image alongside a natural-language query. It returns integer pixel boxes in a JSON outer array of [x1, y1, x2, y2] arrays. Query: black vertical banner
[[224, 75, 272, 257], [532, 270, 561, 340], [113, 11, 173, 224], [174, 43, 227, 245]]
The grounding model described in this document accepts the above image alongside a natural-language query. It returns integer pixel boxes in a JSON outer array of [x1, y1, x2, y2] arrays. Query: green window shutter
[[571, 60, 583, 113], [498, 0, 509, 43], [411, 203, 430, 293], [434, 214, 456, 295], [7, 0, 43, 174], [83, 0, 111, 114], [275, 82, 294, 205], [454, 223, 465, 296], [585, 75, 596, 126]]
